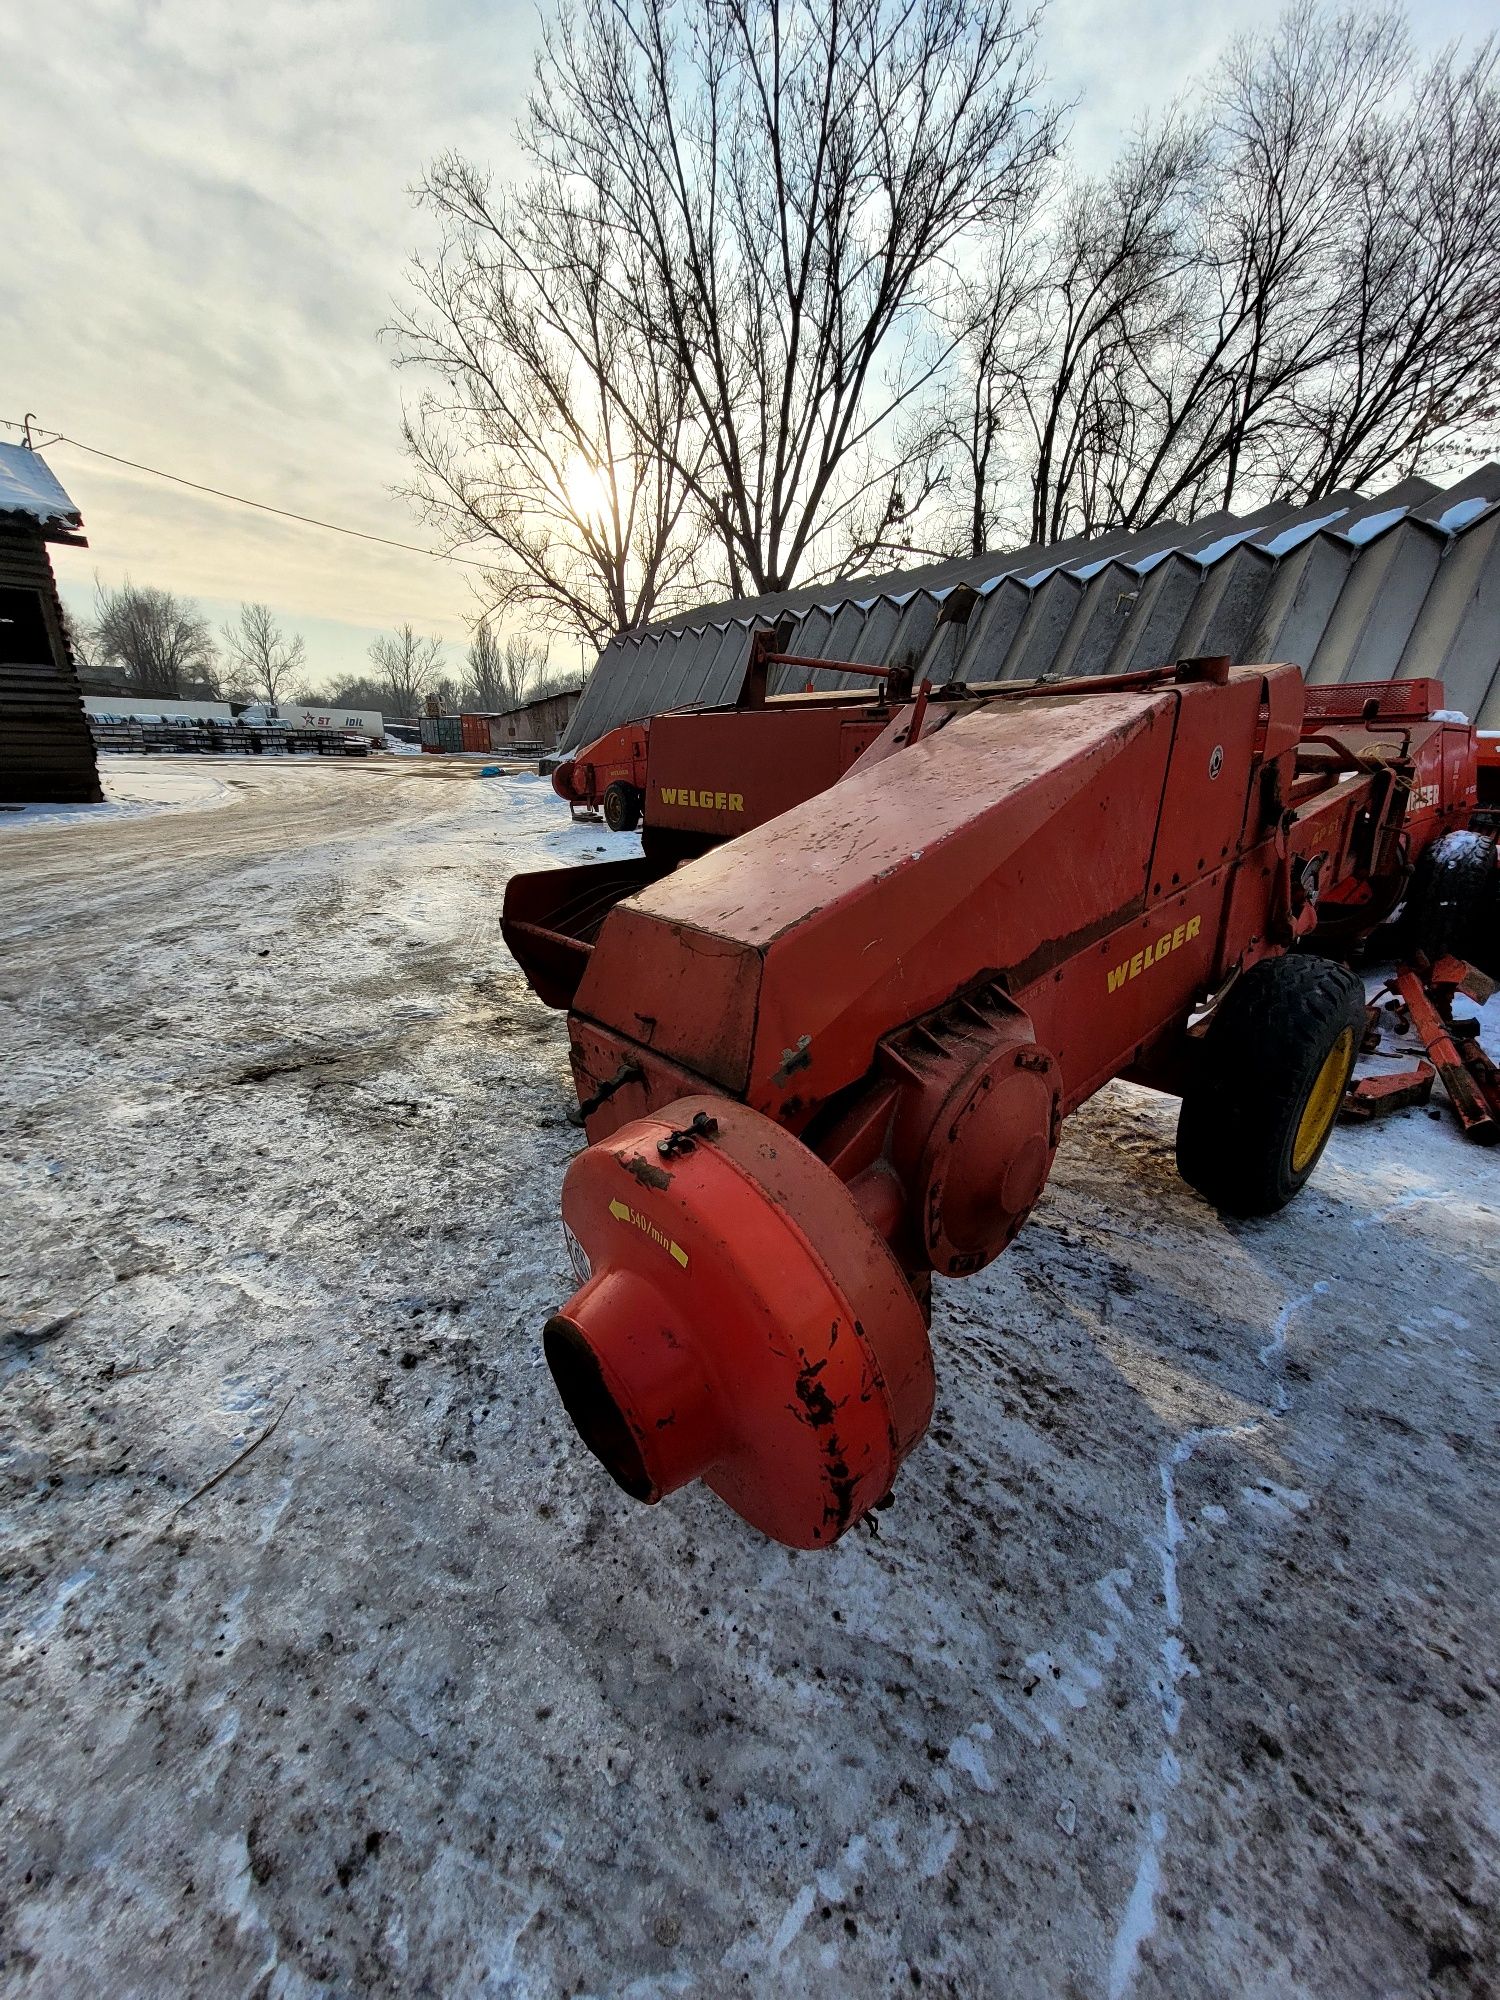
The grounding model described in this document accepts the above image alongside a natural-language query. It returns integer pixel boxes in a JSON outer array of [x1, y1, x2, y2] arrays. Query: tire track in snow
[[1107, 1279, 1329, 2000]]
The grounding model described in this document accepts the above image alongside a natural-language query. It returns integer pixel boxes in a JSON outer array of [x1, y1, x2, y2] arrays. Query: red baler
[[549, 626, 914, 851], [506, 660, 1495, 1548], [551, 721, 650, 830]]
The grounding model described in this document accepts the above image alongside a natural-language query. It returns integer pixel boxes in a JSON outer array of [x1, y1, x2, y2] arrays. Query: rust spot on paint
[[793, 1357, 836, 1429], [620, 1151, 672, 1190], [793, 1352, 859, 1533], [823, 1453, 857, 1531]]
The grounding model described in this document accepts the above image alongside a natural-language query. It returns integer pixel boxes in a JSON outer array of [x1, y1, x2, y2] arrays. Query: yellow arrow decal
[[607, 1195, 690, 1271]]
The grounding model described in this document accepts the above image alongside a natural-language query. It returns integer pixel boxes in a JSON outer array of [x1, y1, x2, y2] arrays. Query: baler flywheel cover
[[914, 1031, 1061, 1277], [546, 1096, 934, 1548]]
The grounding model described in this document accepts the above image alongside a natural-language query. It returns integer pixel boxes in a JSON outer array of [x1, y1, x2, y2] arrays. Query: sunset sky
[[4, 0, 1491, 689]]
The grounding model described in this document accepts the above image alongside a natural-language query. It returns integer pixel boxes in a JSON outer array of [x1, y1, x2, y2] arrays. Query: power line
[[0, 415, 496, 572]]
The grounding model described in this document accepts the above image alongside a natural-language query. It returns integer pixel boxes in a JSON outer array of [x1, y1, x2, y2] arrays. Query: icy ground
[[1, 756, 240, 829], [2, 757, 1497, 1998]]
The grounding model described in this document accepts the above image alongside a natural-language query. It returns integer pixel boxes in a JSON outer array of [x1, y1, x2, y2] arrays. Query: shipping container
[[419, 715, 464, 754]]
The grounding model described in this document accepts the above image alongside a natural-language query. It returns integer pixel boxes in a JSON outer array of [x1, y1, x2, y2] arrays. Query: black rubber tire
[[1404, 830, 1498, 973], [1176, 953, 1366, 1217], [602, 782, 642, 833]]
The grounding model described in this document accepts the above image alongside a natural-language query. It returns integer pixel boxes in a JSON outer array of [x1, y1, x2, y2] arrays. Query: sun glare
[[562, 458, 611, 522]]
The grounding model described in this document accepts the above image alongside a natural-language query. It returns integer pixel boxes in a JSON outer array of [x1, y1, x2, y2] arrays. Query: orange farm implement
[[507, 663, 1497, 1548]]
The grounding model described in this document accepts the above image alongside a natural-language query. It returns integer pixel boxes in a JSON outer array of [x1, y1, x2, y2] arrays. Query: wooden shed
[[0, 443, 101, 806], [483, 685, 584, 751]]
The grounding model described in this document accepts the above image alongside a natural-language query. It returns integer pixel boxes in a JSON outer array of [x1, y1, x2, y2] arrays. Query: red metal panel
[[625, 689, 1175, 1120], [1020, 875, 1227, 1110], [647, 704, 884, 839], [575, 905, 764, 1096], [1302, 678, 1444, 722], [1147, 675, 1265, 902]]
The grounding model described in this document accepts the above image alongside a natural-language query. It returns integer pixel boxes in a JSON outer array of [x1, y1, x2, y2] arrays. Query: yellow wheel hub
[[1292, 1027, 1355, 1173]]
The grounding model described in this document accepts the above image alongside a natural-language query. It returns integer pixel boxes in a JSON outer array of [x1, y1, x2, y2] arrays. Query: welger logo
[[659, 787, 744, 812], [1409, 783, 1440, 811], [1107, 915, 1202, 993]]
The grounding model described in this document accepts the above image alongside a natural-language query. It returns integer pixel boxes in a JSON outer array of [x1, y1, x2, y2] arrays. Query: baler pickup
[[502, 855, 671, 1011]]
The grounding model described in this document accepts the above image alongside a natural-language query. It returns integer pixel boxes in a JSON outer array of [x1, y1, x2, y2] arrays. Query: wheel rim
[[1292, 1026, 1354, 1173]]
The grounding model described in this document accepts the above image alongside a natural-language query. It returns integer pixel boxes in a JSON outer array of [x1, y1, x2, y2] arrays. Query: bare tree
[[220, 602, 307, 706], [59, 604, 96, 675], [944, 3, 1500, 547], [1273, 36, 1500, 497], [500, 632, 548, 709], [393, 166, 706, 651], [395, 0, 1058, 632], [934, 117, 1205, 553], [461, 621, 550, 709], [89, 576, 219, 699], [399, 0, 1500, 600], [368, 625, 445, 716], [463, 621, 506, 710], [545, 0, 1058, 593], [303, 673, 390, 712]]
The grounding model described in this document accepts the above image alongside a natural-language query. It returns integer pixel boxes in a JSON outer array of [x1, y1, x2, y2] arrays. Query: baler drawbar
[[504, 658, 1492, 1548]]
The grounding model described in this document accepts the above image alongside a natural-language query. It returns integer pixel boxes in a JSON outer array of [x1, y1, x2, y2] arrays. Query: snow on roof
[[0, 442, 82, 532]]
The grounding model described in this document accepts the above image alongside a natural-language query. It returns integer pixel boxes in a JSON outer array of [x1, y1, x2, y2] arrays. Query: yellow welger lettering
[[660, 787, 677, 805], [1107, 910, 1206, 995], [729, 792, 744, 812], [714, 791, 727, 811]]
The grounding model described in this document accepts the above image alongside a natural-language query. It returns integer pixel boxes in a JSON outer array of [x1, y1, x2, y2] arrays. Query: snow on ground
[[0, 754, 242, 829], [1, 758, 1496, 1998]]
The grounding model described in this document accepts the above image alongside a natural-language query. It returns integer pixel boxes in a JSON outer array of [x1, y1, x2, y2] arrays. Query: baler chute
[[504, 659, 1495, 1548]]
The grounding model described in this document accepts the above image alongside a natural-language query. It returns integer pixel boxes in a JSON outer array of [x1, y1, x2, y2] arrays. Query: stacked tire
[[1403, 830, 1499, 976]]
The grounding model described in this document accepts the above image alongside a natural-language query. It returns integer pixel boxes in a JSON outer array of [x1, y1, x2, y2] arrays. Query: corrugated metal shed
[[562, 465, 1500, 748], [0, 447, 101, 807]]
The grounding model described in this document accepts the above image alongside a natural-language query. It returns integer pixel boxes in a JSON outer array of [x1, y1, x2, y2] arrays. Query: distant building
[[0, 443, 100, 805], [561, 465, 1500, 751], [483, 685, 585, 750], [428, 684, 585, 756]]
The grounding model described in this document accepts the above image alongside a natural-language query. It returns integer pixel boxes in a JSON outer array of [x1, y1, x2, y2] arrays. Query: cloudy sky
[[3, 0, 1491, 690]]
